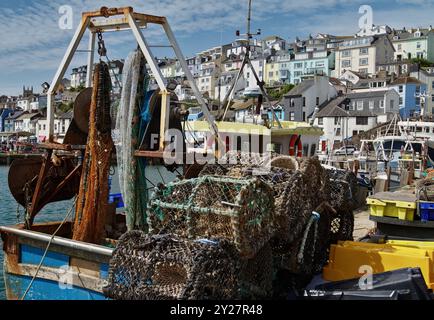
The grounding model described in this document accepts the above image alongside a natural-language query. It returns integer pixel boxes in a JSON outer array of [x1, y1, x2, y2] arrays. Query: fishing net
[[114, 50, 149, 231], [147, 175, 275, 259], [73, 61, 114, 244], [103, 231, 273, 300], [326, 168, 358, 243], [326, 168, 358, 212]]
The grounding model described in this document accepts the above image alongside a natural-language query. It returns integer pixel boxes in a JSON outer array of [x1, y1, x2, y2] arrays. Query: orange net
[[73, 62, 114, 244]]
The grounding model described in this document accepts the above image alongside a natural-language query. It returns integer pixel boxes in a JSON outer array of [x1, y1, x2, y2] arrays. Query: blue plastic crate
[[109, 193, 124, 208], [419, 202, 434, 222]]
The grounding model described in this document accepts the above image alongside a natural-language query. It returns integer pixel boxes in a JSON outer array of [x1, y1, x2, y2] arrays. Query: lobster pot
[[274, 158, 331, 244], [326, 169, 359, 212], [239, 242, 274, 299], [148, 176, 275, 259], [104, 232, 240, 300], [103, 232, 273, 300]]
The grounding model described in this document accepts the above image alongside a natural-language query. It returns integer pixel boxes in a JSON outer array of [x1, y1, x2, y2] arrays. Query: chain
[[97, 31, 107, 58]]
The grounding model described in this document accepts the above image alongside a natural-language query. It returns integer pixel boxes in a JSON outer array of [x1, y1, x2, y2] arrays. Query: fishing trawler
[[0, 6, 323, 300]]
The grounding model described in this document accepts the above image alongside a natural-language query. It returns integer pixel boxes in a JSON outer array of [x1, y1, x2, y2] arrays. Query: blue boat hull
[[0, 222, 114, 300], [4, 273, 107, 300]]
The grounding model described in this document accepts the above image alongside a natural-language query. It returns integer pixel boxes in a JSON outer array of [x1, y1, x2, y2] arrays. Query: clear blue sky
[[0, 0, 433, 95]]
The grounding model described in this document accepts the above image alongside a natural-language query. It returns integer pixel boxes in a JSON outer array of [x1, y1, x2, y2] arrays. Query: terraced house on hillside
[[392, 27, 434, 62], [334, 35, 395, 77]]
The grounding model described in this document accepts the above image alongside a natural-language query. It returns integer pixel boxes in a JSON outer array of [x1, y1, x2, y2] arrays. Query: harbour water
[[0, 164, 179, 300]]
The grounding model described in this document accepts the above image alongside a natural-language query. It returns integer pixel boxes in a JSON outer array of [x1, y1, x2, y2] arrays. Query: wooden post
[[408, 162, 415, 185], [26, 150, 53, 228], [354, 159, 359, 177], [385, 166, 391, 191]]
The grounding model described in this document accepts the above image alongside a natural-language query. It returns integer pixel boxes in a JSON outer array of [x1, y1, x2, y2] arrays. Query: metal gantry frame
[[45, 6, 219, 155]]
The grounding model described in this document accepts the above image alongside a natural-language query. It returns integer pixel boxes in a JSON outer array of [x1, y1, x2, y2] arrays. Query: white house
[[392, 27, 434, 62], [36, 111, 72, 143], [314, 89, 399, 151], [214, 70, 246, 102], [14, 112, 41, 134], [243, 56, 265, 91]]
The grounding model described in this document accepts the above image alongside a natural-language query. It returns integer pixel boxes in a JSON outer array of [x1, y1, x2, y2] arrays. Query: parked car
[[333, 146, 356, 155]]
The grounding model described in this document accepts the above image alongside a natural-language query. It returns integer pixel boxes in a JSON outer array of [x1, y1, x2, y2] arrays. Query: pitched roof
[[316, 96, 349, 117], [5, 110, 25, 120], [329, 77, 345, 86], [284, 80, 315, 97], [15, 112, 42, 121], [58, 110, 73, 119], [347, 110, 377, 117], [346, 90, 390, 99], [342, 70, 369, 79], [391, 76, 423, 85], [391, 29, 433, 41]]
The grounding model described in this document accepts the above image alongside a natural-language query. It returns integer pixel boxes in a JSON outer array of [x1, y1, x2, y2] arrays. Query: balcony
[[303, 68, 326, 76]]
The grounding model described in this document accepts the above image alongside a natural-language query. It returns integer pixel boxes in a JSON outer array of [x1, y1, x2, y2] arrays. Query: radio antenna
[[221, 0, 281, 128]]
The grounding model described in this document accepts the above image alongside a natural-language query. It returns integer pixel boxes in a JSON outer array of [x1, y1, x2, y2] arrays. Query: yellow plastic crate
[[387, 239, 434, 248], [367, 192, 416, 221], [323, 241, 434, 290]]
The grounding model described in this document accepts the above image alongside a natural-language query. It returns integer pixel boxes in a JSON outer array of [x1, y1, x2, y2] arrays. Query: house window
[[316, 97, 319, 105], [390, 100, 395, 110], [269, 72, 274, 77], [360, 48, 368, 55], [289, 112, 295, 121], [397, 44, 402, 51], [399, 97, 403, 105], [359, 58, 368, 66], [336, 128, 341, 136], [302, 97, 306, 107], [303, 112, 306, 122], [369, 101, 374, 109], [342, 60, 351, 68], [353, 130, 358, 136], [417, 42, 422, 49], [334, 117, 340, 125], [399, 86, 403, 93], [359, 68, 368, 74], [295, 63, 303, 69], [380, 100, 385, 108], [416, 97, 421, 105], [357, 101, 363, 111], [318, 117, 323, 125], [432, 94, 434, 102], [342, 50, 351, 57], [356, 117, 368, 125]]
